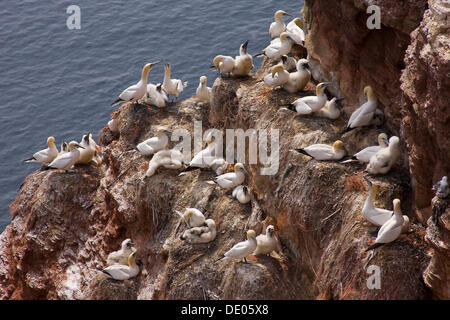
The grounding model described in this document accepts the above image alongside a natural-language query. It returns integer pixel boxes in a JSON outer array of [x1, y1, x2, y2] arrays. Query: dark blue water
[[0, 0, 304, 231]]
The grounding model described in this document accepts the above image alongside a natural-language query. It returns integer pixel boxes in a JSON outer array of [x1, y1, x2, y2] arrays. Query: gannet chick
[[212, 55, 235, 77], [293, 140, 346, 161], [144, 83, 168, 108], [24, 136, 59, 165], [162, 62, 188, 100], [106, 239, 136, 266], [365, 199, 404, 251], [46, 141, 85, 170], [280, 55, 297, 72], [77, 133, 101, 165], [220, 230, 257, 263], [264, 65, 290, 89], [181, 219, 217, 244], [285, 18, 305, 46], [211, 163, 247, 189], [253, 225, 280, 256], [195, 76, 212, 103], [283, 58, 311, 93], [107, 113, 119, 133], [269, 10, 293, 38], [233, 40, 254, 77], [433, 176, 449, 199], [175, 208, 206, 228], [112, 62, 159, 106], [136, 128, 170, 156], [366, 136, 401, 175], [342, 133, 388, 163], [102, 251, 139, 280], [145, 148, 185, 177], [314, 97, 344, 120], [255, 32, 293, 61], [288, 82, 331, 115], [345, 85, 378, 132], [232, 185, 251, 204]]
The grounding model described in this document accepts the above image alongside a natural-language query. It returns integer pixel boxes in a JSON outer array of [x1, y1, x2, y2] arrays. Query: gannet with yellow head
[[345, 85, 378, 132], [283, 58, 311, 93], [46, 140, 85, 170], [106, 239, 137, 266], [219, 230, 257, 263], [342, 133, 388, 163], [24, 136, 59, 165], [136, 128, 170, 156], [195, 76, 212, 103], [233, 40, 254, 77], [145, 148, 186, 177], [255, 32, 293, 61], [212, 163, 247, 189], [365, 136, 401, 175], [293, 140, 346, 161], [102, 251, 140, 280], [285, 18, 305, 46], [269, 10, 293, 38], [175, 208, 206, 228], [263, 64, 290, 89], [212, 55, 235, 77], [288, 82, 331, 115], [253, 225, 280, 256], [162, 62, 188, 100]]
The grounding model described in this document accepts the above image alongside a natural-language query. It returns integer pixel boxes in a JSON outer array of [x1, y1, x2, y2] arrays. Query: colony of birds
[[23, 9, 448, 281]]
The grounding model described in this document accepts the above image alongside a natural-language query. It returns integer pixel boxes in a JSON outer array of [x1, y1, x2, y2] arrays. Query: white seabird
[[269, 10, 293, 38], [112, 62, 159, 106], [285, 18, 305, 46], [195, 76, 212, 103], [345, 85, 378, 132], [365, 199, 404, 251], [136, 128, 170, 156], [264, 64, 290, 89], [77, 133, 101, 165], [293, 140, 347, 161], [46, 141, 85, 170], [180, 135, 218, 174], [106, 239, 136, 266], [181, 219, 217, 244], [255, 32, 293, 61], [288, 82, 331, 115], [433, 176, 449, 199], [220, 230, 257, 263], [102, 251, 139, 280], [162, 62, 188, 100], [366, 136, 401, 175], [145, 148, 186, 177], [342, 133, 388, 163], [253, 225, 280, 256], [232, 185, 251, 204], [175, 208, 206, 228], [143, 83, 169, 108], [283, 58, 311, 93], [233, 40, 254, 77], [212, 55, 235, 77], [211, 163, 247, 189], [24, 136, 59, 165], [314, 97, 344, 120]]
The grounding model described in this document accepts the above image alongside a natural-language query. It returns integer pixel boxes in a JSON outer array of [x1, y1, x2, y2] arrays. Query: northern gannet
[[293, 140, 346, 161], [232, 185, 251, 204], [175, 208, 206, 228], [255, 32, 293, 61], [77, 133, 101, 165], [195, 76, 212, 103], [288, 82, 331, 115], [342, 133, 388, 163], [112, 62, 159, 106], [314, 97, 344, 120], [253, 225, 280, 256], [211, 163, 246, 189], [365, 199, 404, 251], [106, 239, 136, 266], [145, 148, 185, 177], [136, 128, 170, 156], [362, 177, 410, 232], [46, 141, 85, 170], [212, 55, 235, 77], [143, 83, 168, 108], [107, 113, 119, 133], [366, 136, 401, 175], [24, 136, 58, 165], [59, 141, 68, 156], [102, 251, 139, 280], [280, 55, 297, 72], [345, 85, 378, 132], [181, 219, 217, 244], [282, 58, 311, 93], [233, 40, 254, 77], [162, 62, 188, 100], [269, 10, 293, 38], [180, 135, 218, 173], [433, 176, 449, 199], [209, 157, 229, 175], [220, 230, 257, 263], [263, 64, 290, 89], [285, 18, 305, 46]]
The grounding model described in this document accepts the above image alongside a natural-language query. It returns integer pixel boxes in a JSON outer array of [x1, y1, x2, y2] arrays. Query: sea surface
[[0, 0, 304, 231]]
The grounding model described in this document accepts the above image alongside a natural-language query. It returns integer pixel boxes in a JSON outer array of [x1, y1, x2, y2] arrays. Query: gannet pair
[[162, 62, 188, 101], [293, 140, 347, 161], [345, 86, 378, 132], [106, 239, 137, 266], [365, 199, 405, 251], [288, 82, 331, 115], [263, 65, 290, 89], [102, 251, 139, 280], [314, 97, 344, 120], [24, 136, 59, 165], [145, 148, 186, 177], [283, 58, 311, 93], [143, 83, 168, 108], [137, 128, 170, 156], [269, 10, 293, 38], [174, 208, 206, 228], [256, 32, 293, 61], [270, 17, 305, 47], [112, 62, 159, 106], [210, 163, 246, 189], [433, 176, 449, 199], [181, 219, 217, 244], [219, 230, 257, 263], [253, 225, 280, 256], [212, 40, 254, 77], [77, 133, 102, 165], [232, 185, 251, 204], [342, 133, 388, 163], [46, 141, 85, 170], [365, 136, 401, 175], [362, 177, 409, 232], [195, 76, 212, 103]]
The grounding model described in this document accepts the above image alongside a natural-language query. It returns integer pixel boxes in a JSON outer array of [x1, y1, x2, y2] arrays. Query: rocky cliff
[[0, 0, 448, 300]]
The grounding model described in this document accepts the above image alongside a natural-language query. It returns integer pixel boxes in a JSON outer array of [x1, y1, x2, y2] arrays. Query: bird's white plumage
[[291, 82, 330, 115], [285, 18, 305, 45], [102, 252, 139, 281], [232, 185, 251, 204], [137, 130, 169, 156], [195, 76, 211, 102], [314, 97, 342, 120], [347, 86, 378, 130], [212, 55, 235, 75], [366, 136, 401, 174], [114, 63, 157, 105], [214, 163, 246, 189], [373, 199, 404, 245], [106, 239, 136, 266], [343, 133, 388, 163], [222, 230, 257, 261], [47, 141, 83, 170], [253, 225, 279, 255], [283, 58, 311, 93], [143, 83, 168, 108], [77, 133, 98, 165], [182, 219, 217, 244], [175, 208, 205, 228], [145, 149, 185, 177], [162, 62, 188, 98], [25, 137, 58, 164], [261, 33, 293, 61], [233, 41, 254, 76], [264, 65, 289, 88]]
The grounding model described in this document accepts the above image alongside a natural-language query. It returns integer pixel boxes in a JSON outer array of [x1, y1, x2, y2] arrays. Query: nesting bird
[[136, 128, 170, 156], [288, 82, 331, 115], [180, 134, 218, 173], [342, 133, 388, 163], [175, 208, 206, 228], [181, 219, 217, 244], [77, 133, 101, 165], [106, 239, 136, 266], [162, 62, 188, 101], [102, 251, 139, 280], [212, 55, 235, 77], [433, 176, 449, 199], [143, 83, 169, 108], [232, 185, 251, 204], [269, 10, 293, 38], [314, 97, 344, 120], [282, 58, 311, 93], [292, 140, 346, 161], [195, 76, 212, 103], [211, 163, 247, 189], [253, 225, 280, 256], [233, 40, 254, 77], [145, 148, 186, 177], [112, 62, 159, 106], [220, 230, 257, 263], [263, 64, 290, 89], [366, 136, 401, 175], [46, 141, 85, 170], [256, 32, 293, 61], [24, 136, 58, 165], [345, 85, 378, 132], [285, 17, 305, 46]]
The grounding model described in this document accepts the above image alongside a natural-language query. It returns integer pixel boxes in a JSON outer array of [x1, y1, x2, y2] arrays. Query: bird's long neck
[[164, 66, 171, 82], [128, 256, 137, 268]]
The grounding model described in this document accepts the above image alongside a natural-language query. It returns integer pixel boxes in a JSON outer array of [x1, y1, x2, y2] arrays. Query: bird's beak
[[284, 13, 293, 17], [129, 242, 136, 247], [322, 82, 332, 87], [363, 176, 372, 186], [150, 61, 160, 68], [242, 40, 249, 54], [76, 144, 85, 149]]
